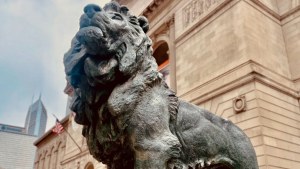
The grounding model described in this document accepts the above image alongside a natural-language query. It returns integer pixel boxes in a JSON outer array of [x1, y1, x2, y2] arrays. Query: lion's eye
[[111, 13, 123, 20]]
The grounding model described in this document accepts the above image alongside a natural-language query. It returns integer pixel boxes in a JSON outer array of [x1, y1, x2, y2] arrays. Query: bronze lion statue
[[64, 2, 258, 169]]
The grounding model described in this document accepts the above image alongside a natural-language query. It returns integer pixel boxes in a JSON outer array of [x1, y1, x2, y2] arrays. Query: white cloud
[[0, 0, 110, 131], [43, 0, 111, 130]]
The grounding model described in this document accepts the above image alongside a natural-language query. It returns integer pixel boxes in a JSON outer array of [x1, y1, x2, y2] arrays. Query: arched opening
[[153, 42, 170, 86], [85, 162, 94, 169]]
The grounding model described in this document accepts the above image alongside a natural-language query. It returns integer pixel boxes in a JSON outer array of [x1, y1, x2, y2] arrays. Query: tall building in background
[[34, 83, 106, 169], [25, 94, 48, 137]]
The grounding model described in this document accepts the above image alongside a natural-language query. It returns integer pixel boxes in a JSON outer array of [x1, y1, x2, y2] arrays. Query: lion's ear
[[120, 6, 129, 15], [138, 16, 149, 33]]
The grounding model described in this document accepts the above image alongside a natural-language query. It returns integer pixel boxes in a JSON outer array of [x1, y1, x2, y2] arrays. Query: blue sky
[[0, 0, 110, 131]]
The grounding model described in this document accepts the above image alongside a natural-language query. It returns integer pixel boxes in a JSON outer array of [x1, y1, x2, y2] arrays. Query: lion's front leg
[[107, 72, 152, 117], [108, 68, 181, 168], [132, 130, 181, 169], [127, 93, 181, 169]]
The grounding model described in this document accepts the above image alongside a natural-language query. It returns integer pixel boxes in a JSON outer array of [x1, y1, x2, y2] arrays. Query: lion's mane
[[64, 2, 178, 168]]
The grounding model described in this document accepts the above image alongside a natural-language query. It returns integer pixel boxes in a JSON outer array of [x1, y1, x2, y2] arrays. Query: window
[[153, 42, 170, 87], [85, 162, 94, 169]]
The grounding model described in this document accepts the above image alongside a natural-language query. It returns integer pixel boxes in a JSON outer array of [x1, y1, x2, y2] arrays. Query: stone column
[[167, 14, 177, 92], [53, 150, 58, 169], [40, 157, 45, 169], [47, 153, 52, 169], [35, 160, 39, 169], [44, 154, 49, 169]]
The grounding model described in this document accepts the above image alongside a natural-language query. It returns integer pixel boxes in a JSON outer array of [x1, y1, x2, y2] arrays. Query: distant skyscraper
[[25, 94, 47, 137]]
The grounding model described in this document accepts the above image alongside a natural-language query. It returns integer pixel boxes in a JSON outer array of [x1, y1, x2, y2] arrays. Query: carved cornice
[[165, 13, 175, 28], [248, 0, 280, 19], [149, 14, 175, 45], [281, 5, 300, 20], [179, 61, 300, 104], [249, 0, 300, 21], [175, 0, 233, 43], [182, 0, 227, 28], [142, 0, 165, 18]]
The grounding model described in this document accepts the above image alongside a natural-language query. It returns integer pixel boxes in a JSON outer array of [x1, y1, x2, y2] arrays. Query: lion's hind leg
[[193, 156, 234, 169], [167, 156, 234, 169]]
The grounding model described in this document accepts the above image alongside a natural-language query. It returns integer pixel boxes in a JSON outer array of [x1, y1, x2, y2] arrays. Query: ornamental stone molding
[[233, 95, 246, 113], [165, 13, 175, 28], [249, 0, 300, 20], [175, 0, 231, 40], [142, 0, 165, 18], [182, 0, 222, 28]]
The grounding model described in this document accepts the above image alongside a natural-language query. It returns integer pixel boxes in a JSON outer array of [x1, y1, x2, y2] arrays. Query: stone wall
[[0, 131, 36, 169]]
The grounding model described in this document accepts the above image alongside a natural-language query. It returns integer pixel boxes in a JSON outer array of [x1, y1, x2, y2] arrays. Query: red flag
[[52, 119, 64, 134]]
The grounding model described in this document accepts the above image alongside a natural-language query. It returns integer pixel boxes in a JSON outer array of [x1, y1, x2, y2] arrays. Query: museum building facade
[[33, 115, 106, 169], [116, 0, 300, 168], [33, 85, 107, 169], [34, 0, 300, 169]]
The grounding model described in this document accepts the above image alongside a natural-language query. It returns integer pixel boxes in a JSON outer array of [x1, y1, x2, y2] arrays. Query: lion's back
[[174, 100, 258, 169]]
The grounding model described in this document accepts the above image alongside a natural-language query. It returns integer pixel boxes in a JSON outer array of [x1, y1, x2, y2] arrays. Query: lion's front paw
[[190, 156, 234, 169], [167, 159, 186, 169], [194, 159, 206, 169]]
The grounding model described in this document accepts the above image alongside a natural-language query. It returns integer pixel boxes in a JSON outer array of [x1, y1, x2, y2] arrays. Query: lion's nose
[[84, 4, 102, 18]]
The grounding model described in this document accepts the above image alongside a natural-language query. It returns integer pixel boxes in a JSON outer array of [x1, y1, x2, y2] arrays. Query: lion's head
[[64, 2, 176, 167], [64, 2, 157, 125], [64, 2, 152, 86]]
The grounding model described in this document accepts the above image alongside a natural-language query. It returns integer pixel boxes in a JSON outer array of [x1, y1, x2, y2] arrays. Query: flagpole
[[52, 114, 83, 152]]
